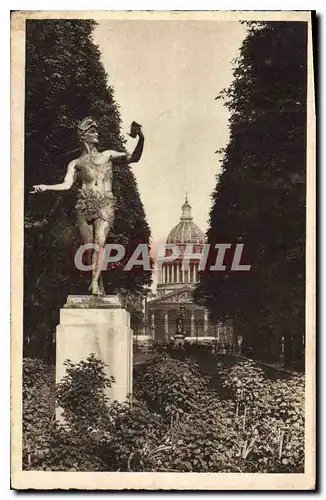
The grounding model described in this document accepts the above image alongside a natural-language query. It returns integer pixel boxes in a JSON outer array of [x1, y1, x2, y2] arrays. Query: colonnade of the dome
[[159, 262, 200, 285]]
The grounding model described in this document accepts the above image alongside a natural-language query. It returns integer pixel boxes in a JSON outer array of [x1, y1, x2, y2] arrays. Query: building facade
[[147, 198, 233, 344]]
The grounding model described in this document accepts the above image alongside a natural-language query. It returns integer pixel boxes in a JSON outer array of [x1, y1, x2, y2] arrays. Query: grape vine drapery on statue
[[24, 20, 152, 361], [194, 22, 307, 368]]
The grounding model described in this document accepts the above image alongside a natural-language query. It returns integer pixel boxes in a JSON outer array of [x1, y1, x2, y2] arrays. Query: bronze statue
[[176, 304, 186, 336], [31, 118, 144, 296]]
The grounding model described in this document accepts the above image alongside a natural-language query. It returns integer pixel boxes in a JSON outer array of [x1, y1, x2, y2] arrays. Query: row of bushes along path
[[23, 349, 304, 472]]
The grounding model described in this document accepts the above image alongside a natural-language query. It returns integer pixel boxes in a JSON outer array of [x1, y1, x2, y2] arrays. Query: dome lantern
[[166, 197, 205, 245], [180, 196, 193, 221]]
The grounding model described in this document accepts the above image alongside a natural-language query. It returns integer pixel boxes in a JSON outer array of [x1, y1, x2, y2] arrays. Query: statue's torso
[[75, 152, 113, 193], [74, 151, 116, 223]]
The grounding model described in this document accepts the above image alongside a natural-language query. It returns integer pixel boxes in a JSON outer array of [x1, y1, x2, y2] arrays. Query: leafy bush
[[134, 353, 210, 418], [22, 358, 55, 469], [23, 356, 110, 471], [104, 399, 165, 471], [215, 358, 305, 472], [56, 354, 114, 430], [23, 355, 166, 471]]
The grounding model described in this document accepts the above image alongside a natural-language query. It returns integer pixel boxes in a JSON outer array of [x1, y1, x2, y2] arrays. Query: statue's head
[[77, 117, 99, 146]]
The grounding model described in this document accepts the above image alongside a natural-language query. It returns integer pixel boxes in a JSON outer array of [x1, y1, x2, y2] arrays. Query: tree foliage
[[195, 22, 307, 367], [24, 20, 152, 360]]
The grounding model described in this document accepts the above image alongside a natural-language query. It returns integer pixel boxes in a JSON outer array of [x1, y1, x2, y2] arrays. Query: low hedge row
[[22, 351, 304, 472]]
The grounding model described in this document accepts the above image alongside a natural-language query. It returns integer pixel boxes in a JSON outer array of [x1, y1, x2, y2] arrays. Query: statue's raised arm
[[104, 121, 144, 166]]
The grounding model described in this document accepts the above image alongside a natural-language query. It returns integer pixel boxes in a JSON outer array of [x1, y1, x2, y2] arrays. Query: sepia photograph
[[11, 10, 315, 490]]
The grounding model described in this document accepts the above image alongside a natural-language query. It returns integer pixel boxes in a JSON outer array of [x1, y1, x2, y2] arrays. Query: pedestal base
[[56, 295, 133, 421]]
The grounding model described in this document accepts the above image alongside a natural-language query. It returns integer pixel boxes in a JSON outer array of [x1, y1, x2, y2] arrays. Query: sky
[[93, 20, 247, 248]]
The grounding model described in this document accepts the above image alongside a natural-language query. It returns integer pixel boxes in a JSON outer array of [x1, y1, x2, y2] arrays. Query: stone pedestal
[[56, 295, 133, 420]]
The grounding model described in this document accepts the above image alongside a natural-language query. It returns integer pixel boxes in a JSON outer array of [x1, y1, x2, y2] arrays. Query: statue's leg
[[90, 218, 111, 296], [77, 216, 94, 268], [98, 275, 105, 296]]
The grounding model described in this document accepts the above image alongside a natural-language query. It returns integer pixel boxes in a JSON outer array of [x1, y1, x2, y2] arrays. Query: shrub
[[142, 396, 241, 472], [23, 356, 112, 471], [104, 399, 166, 471], [215, 358, 305, 472], [56, 354, 114, 430], [22, 358, 55, 469], [23, 354, 167, 471], [133, 353, 210, 419]]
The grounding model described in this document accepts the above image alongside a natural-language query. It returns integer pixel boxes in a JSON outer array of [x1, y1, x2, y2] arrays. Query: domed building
[[157, 197, 205, 297], [146, 198, 233, 344]]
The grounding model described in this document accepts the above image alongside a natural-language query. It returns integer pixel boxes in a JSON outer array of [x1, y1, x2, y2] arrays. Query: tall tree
[[24, 20, 152, 361], [195, 21, 307, 368]]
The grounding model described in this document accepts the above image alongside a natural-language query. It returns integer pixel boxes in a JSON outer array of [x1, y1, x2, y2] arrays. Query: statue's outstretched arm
[[31, 160, 76, 193]]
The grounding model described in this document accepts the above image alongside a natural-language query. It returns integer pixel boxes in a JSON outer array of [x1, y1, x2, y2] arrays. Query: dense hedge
[[23, 352, 304, 472]]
